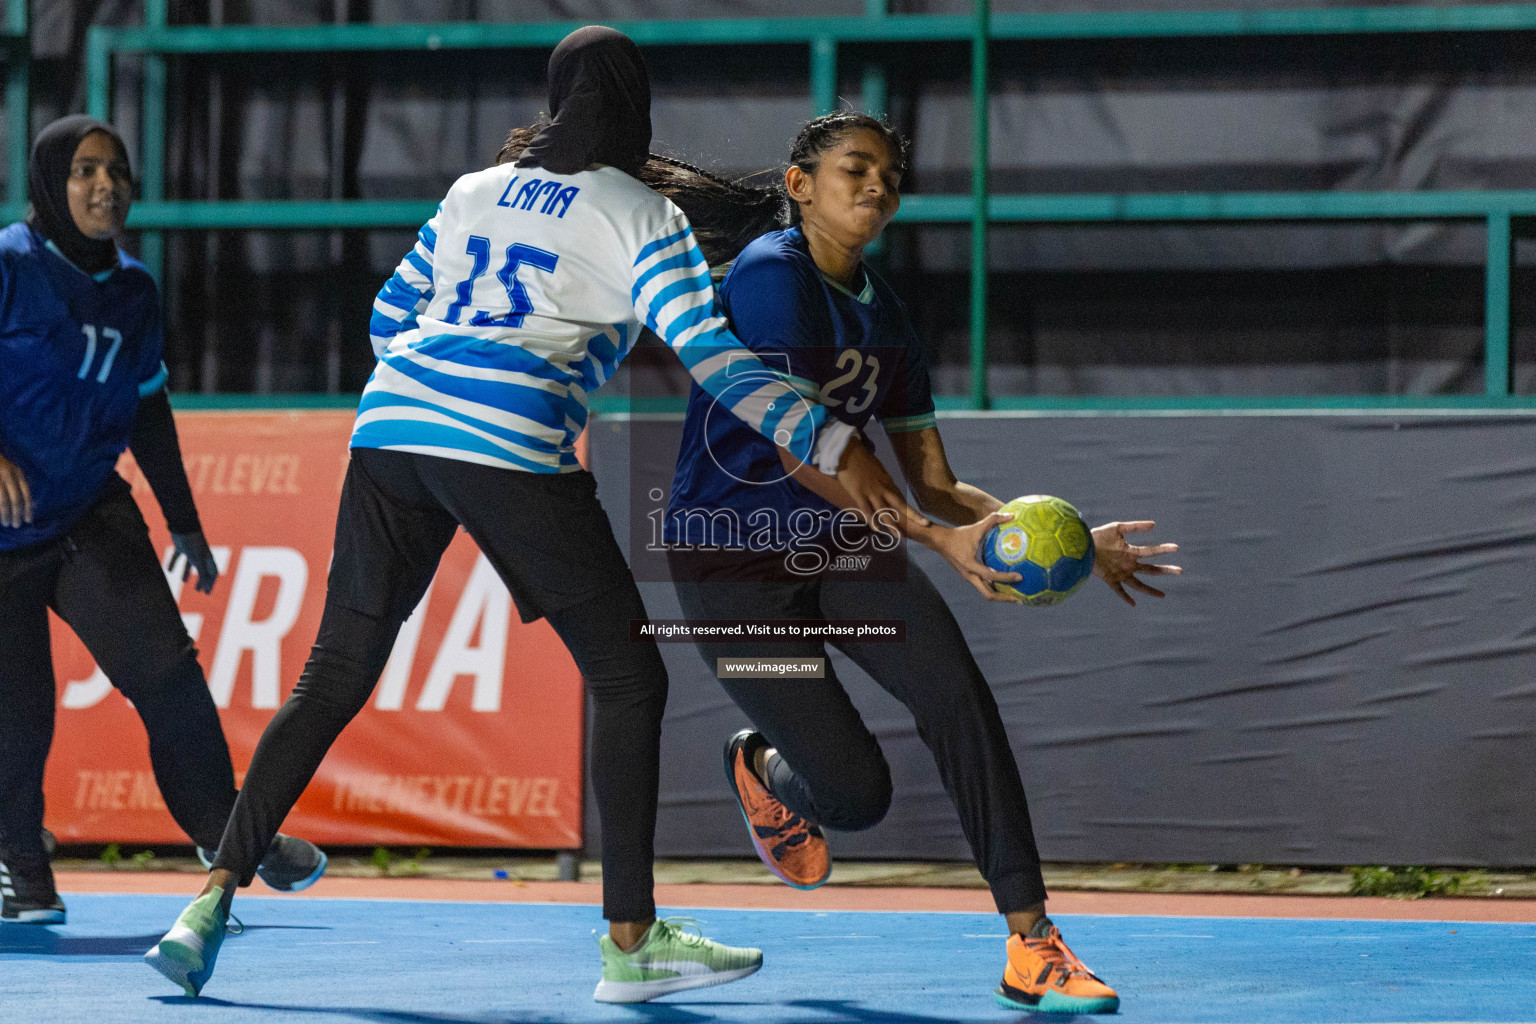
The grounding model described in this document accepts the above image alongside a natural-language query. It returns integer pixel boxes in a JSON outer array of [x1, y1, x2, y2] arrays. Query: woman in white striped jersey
[[146, 25, 918, 1005]]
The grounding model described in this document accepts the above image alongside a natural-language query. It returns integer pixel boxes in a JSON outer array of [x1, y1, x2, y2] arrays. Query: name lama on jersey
[[495, 175, 581, 218]]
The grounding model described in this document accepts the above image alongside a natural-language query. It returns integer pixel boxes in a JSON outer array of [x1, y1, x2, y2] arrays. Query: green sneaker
[[593, 916, 763, 1003], [143, 887, 229, 997]]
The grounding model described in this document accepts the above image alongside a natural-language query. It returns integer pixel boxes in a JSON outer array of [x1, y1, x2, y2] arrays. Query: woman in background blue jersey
[[661, 113, 1182, 1013], [0, 116, 324, 925], [147, 28, 916, 1005]]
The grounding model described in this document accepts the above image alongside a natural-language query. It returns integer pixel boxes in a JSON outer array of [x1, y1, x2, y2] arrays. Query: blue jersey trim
[[138, 363, 169, 397], [633, 245, 706, 298], [357, 390, 567, 455], [377, 351, 584, 429], [633, 226, 693, 272], [351, 420, 554, 474]]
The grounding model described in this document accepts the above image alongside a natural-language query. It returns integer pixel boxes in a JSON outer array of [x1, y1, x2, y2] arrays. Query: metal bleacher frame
[[1, 0, 25, 227], [73, 2, 1536, 412]]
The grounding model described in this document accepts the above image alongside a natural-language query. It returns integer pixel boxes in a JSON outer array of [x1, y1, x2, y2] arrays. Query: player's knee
[[288, 646, 381, 719], [587, 647, 668, 710], [818, 762, 892, 831], [112, 642, 204, 705]]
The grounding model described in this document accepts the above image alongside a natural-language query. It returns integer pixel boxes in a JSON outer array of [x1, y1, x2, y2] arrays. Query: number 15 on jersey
[[445, 235, 560, 328]]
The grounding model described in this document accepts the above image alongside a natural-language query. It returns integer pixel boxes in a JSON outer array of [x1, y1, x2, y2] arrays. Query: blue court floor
[[1, 894, 1532, 1024]]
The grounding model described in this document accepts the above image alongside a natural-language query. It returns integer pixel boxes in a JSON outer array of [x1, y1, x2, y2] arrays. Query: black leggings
[[212, 448, 667, 922], [673, 557, 1047, 914], [0, 488, 238, 864]]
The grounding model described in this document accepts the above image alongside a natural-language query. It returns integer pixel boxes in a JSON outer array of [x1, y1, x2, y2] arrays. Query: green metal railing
[[82, 4, 1536, 410], [3, 0, 25, 215]]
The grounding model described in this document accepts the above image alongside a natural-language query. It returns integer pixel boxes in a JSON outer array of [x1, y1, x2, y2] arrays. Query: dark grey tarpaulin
[[588, 412, 1536, 866]]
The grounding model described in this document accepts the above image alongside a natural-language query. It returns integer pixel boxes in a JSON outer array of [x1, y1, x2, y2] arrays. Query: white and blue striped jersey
[[356, 162, 828, 473]]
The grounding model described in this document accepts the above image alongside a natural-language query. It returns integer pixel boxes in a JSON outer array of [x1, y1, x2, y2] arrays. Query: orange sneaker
[[723, 730, 830, 890], [995, 917, 1120, 1013]]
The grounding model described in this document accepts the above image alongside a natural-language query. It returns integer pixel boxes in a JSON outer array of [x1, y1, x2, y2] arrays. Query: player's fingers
[[1118, 520, 1156, 533], [962, 547, 1022, 581], [181, 557, 192, 582], [895, 496, 930, 530], [967, 575, 998, 602], [855, 489, 885, 522], [976, 577, 1023, 604], [1137, 563, 1183, 575], [1129, 542, 1178, 556], [1110, 580, 1135, 606], [1126, 577, 1166, 599], [16, 473, 31, 524], [863, 498, 888, 529], [0, 470, 23, 528]]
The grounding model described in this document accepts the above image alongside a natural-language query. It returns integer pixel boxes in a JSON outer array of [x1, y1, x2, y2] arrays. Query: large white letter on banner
[[415, 554, 508, 713], [208, 546, 309, 708]]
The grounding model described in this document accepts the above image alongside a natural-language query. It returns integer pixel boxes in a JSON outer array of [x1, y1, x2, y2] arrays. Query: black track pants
[[212, 448, 668, 922], [673, 558, 1048, 914], [0, 488, 238, 864]]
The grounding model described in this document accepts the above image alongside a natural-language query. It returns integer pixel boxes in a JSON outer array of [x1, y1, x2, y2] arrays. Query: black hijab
[[28, 115, 128, 274], [516, 26, 651, 179]]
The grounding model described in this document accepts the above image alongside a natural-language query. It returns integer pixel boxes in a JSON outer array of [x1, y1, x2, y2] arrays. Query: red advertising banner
[[43, 411, 584, 849]]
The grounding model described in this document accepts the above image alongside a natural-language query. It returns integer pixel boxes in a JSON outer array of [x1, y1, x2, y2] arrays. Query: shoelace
[[1026, 929, 1095, 983], [753, 793, 819, 855], [654, 916, 709, 947]]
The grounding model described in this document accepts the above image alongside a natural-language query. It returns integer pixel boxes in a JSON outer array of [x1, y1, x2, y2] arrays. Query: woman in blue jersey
[[662, 113, 1182, 1013], [148, 28, 914, 1004], [0, 116, 324, 924]]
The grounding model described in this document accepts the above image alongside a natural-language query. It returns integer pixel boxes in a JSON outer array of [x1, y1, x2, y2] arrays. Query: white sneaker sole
[[144, 937, 204, 997], [592, 962, 761, 1003], [1, 907, 65, 924]]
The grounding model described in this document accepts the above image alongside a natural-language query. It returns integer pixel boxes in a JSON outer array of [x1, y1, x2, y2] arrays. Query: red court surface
[[55, 871, 1536, 922]]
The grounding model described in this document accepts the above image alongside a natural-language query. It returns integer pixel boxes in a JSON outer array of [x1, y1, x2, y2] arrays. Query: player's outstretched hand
[[0, 453, 32, 528], [168, 530, 221, 595], [835, 440, 930, 535], [919, 511, 1026, 604], [1091, 520, 1181, 606]]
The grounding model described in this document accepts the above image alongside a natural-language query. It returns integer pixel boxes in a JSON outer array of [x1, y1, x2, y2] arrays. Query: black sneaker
[[256, 834, 327, 892], [197, 834, 328, 893], [0, 857, 65, 924]]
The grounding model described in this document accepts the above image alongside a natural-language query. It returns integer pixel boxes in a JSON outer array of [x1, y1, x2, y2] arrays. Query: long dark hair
[[495, 111, 909, 267]]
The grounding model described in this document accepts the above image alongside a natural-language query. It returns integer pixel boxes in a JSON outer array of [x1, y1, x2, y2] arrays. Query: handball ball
[[980, 495, 1095, 606]]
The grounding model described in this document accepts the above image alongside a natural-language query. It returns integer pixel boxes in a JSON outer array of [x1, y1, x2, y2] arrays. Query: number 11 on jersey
[[445, 235, 560, 328]]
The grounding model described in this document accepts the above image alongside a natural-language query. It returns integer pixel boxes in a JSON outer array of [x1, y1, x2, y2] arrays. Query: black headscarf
[[516, 26, 651, 179], [27, 115, 128, 274]]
